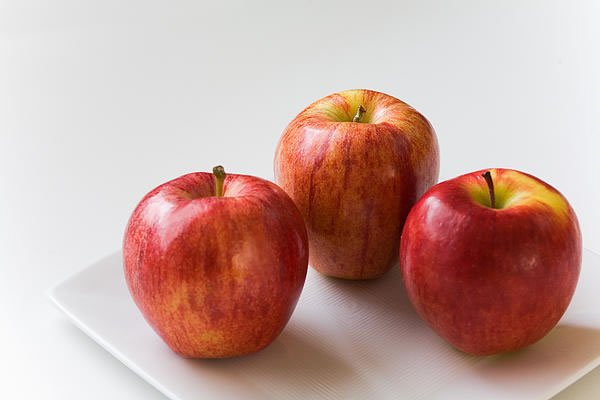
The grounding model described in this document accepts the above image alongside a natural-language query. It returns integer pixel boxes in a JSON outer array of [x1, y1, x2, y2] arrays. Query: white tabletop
[[2, 0, 599, 398]]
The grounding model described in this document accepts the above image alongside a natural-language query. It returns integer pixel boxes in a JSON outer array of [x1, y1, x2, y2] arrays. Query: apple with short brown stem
[[123, 166, 308, 358], [400, 168, 582, 355], [274, 89, 439, 279]]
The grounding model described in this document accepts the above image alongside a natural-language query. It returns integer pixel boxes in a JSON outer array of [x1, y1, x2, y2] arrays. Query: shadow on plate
[[477, 324, 600, 378], [184, 326, 367, 398], [311, 262, 420, 319]]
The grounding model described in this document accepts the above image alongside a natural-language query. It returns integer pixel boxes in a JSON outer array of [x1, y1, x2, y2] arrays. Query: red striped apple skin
[[400, 168, 582, 355], [274, 89, 439, 279], [123, 172, 308, 358]]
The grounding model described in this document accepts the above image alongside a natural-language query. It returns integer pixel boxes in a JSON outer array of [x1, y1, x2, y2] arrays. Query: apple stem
[[352, 104, 366, 123], [481, 171, 496, 209], [213, 165, 226, 197]]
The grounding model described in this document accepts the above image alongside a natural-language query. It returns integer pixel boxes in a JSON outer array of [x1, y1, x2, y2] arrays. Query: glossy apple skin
[[123, 172, 308, 358], [400, 168, 582, 355], [274, 89, 439, 279]]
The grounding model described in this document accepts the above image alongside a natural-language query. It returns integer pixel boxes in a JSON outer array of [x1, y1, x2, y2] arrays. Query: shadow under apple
[[185, 325, 365, 399], [427, 324, 600, 399], [312, 262, 419, 319]]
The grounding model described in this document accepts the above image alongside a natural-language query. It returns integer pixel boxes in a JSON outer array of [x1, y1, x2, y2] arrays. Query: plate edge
[[48, 282, 180, 400]]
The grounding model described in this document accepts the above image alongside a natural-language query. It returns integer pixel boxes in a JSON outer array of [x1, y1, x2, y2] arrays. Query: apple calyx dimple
[[481, 171, 496, 209], [352, 104, 366, 123], [212, 165, 226, 197]]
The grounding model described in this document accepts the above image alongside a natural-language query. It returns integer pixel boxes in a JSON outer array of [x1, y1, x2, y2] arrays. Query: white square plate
[[49, 249, 600, 400]]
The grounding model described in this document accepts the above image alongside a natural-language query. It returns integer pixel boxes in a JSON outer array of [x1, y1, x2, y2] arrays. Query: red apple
[[123, 167, 308, 358], [274, 89, 439, 279], [400, 168, 582, 355]]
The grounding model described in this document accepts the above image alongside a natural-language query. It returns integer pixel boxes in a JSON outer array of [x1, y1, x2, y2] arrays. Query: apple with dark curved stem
[[274, 89, 439, 280], [123, 166, 309, 358], [400, 168, 582, 355]]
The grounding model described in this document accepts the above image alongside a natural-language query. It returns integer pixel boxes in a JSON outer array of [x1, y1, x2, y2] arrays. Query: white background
[[1, 0, 599, 398]]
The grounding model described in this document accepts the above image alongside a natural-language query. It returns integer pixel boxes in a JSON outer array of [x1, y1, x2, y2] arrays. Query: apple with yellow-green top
[[275, 89, 439, 279], [400, 168, 582, 355]]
